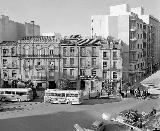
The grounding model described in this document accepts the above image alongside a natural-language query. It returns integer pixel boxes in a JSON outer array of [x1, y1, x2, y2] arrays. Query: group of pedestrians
[[130, 87, 150, 99], [119, 86, 150, 99]]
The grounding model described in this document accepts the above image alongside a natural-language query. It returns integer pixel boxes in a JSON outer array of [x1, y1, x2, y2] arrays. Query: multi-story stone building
[[0, 35, 61, 89], [0, 35, 127, 92], [60, 35, 126, 92], [91, 4, 159, 85], [18, 36, 61, 89], [0, 41, 20, 87]]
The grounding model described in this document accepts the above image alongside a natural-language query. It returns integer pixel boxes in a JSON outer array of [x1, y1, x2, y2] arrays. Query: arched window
[[25, 45, 30, 55], [36, 45, 41, 56], [49, 46, 54, 55]]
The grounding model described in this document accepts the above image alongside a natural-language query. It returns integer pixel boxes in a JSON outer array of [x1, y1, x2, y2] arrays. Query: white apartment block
[[91, 4, 160, 85]]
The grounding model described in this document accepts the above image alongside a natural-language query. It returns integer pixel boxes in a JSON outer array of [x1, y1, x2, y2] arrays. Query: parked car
[[90, 120, 105, 131]]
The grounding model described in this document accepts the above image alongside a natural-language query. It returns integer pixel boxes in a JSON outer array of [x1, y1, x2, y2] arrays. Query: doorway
[[49, 81, 56, 89], [80, 80, 85, 90]]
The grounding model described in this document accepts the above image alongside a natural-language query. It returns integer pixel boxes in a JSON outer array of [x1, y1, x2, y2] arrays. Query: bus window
[[11, 91, 15, 95], [16, 92, 26, 96], [66, 93, 78, 97], [57, 93, 64, 97], [62, 93, 65, 97], [0, 91, 4, 94], [5, 91, 12, 94]]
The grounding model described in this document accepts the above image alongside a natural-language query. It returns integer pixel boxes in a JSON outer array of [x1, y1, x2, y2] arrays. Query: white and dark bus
[[0, 88, 33, 102]]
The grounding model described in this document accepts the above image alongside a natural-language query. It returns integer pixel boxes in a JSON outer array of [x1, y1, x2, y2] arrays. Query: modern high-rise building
[[0, 15, 40, 43], [91, 4, 160, 84]]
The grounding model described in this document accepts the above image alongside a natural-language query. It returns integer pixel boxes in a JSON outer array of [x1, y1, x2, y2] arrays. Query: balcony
[[130, 37, 137, 41], [80, 53, 86, 57], [80, 65, 86, 68], [48, 76, 55, 79], [103, 57, 109, 60], [130, 26, 137, 32], [11, 53, 18, 57], [113, 57, 118, 60], [92, 64, 100, 69], [130, 59, 138, 63], [35, 65, 45, 70], [31, 76, 47, 80], [23, 65, 33, 70], [63, 64, 77, 68], [48, 65, 55, 70], [2, 64, 19, 69]]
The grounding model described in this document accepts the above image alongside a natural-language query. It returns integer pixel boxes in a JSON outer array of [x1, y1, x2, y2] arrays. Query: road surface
[[0, 97, 159, 131]]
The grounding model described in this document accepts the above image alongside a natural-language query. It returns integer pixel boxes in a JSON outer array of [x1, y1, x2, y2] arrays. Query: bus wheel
[[68, 101, 72, 105]]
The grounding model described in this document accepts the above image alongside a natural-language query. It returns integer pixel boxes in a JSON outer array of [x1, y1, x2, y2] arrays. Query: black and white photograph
[[0, 0, 160, 131]]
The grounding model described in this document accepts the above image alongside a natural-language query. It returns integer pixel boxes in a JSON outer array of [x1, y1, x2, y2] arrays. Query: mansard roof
[[0, 41, 18, 46], [61, 36, 122, 46], [18, 36, 58, 43]]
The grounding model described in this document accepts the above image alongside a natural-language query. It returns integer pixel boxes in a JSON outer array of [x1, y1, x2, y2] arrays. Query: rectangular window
[[91, 81, 95, 90], [113, 72, 117, 79], [25, 71, 29, 78], [92, 58, 96, 66], [80, 69, 85, 76], [80, 58, 85, 67], [70, 47, 75, 55], [92, 70, 96, 76], [70, 58, 74, 66], [37, 72, 42, 78], [103, 71, 107, 79], [113, 51, 117, 59], [63, 58, 67, 67], [103, 61, 107, 67], [63, 47, 67, 56], [3, 49, 7, 55], [63, 69, 67, 77], [92, 47, 96, 56], [137, 23, 139, 29], [80, 47, 86, 56], [37, 61, 41, 65], [70, 69, 74, 77], [113, 61, 117, 68], [11, 47, 15, 55], [134, 65, 136, 70], [103, 52, 108, 57]]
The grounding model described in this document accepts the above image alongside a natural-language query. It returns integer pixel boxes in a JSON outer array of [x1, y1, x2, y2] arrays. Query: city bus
[[44, 89, 83, 104], [0, 88, 33, 102]]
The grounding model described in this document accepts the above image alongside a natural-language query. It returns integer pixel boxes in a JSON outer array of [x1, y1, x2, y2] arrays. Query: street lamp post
[[31, 21, 35, 84]]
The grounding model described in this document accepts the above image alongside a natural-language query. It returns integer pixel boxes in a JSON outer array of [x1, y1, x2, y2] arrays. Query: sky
[[0, 0, 160, 37]]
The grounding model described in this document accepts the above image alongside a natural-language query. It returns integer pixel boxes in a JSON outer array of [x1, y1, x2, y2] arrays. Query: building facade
[[0, 36, 61, 89], [0, 35, 127, 92], [60, 35, 125, 92], [0, 41, 20, 86], [91, 4, 159, 85]]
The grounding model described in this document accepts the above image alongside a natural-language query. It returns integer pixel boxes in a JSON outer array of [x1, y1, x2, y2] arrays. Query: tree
[[57, 78, 72, 90], [103, 82, 114, 98]]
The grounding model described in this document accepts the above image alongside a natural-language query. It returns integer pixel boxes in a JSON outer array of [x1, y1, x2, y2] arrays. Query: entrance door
[[80, 80, 85, 90], [49, 81, 56, 89]]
